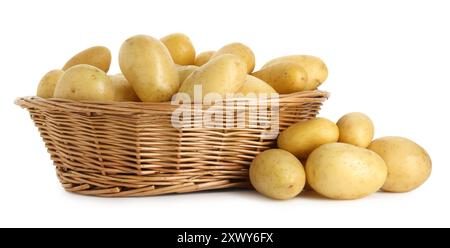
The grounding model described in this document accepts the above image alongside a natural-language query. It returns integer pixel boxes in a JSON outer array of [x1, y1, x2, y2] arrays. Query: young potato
[[306, 143, 387, 200], [194, 50, 215, 66], [262, 55, 328, 90], [54, 64, 114, 101], [277, 118, 339, 159], [178, 54, 247, 99], [176, 65, 198, 84], [211, 43, 255, 73], [119, 35, 179, 102], [237, 75, 277, 95], [368, 136, 432, 193], [337, 112, 374, 147], [109, 74, 140, 102], [36, 69, 64, 98], [250, 149, 306, 200], [161, 33, 196, 65], [252, 62, 308, 93], [62, 46, 111, 72]]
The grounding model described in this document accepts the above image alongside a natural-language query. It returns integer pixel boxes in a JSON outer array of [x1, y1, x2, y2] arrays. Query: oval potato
[[237, 75, 277, 96], [262, 55, 328, 90], [306, 142, 387, 200], [161, 33, 196, 65], [278, 118, 339, 159], [194, 50, 215, 66], [252, 62, 308, 93], [109, 74, 140, 101], [337, 112, 374, 147], [119, 35, 179, 102], [368, 136, 432, 193], [54, 64, 114, 101], [36, 69, 64, 98], [212, 43, 255, 73], [62, 46, 111, 72], [176, 65, 198, 84]]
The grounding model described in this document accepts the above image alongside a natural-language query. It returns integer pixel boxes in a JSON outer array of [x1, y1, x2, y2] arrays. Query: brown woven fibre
[[16, 90, 328, 197]]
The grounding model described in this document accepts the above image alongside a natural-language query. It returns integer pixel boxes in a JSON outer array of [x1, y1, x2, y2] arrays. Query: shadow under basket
[[16, 91, 328, 197]]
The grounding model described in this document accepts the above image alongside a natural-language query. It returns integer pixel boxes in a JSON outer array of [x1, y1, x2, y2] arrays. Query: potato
[[250, 149, 306, 200], [337, 112, 374, 147], [119, 35, 179, 102], [262, 55, 328, 90], [237, 75, 277, 95], [368, 136, 432, 193], [194, 50, 215, 66], [306, 143, 387, 200], [212, 43, 255, 73], [54, 64, 114, 101], [36, 69, 64, 98], [62, 46, 111, 72], [277, 118, 339, 159], [176, 65, 198, 84], [178, 54, 247, 99], [252, 62, 308, 93], [161, 33, 196, 65], [109, 74, 140, 102]]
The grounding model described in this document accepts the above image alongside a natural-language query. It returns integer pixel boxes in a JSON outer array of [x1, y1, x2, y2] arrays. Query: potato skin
[[194, 50, 215, 66], [62, 46, 111, 72], [119, 35, 179, 102], [176, 65, 198, 84], [161, 33, 196, 65], [252, 62, 307, 93], [178, 54, 247, 99], [237, 75, 277, 95], [277, 118, 339, 159], [54, 64, 114, 101], [368, 136, 432, 193], [337, 112, 374, 147], [306, 143, 387, 200], [109, 74, 140, 102], [212, 43, 255, 73], [36, 69, 64, 98], [250, 149, 306, 200], [262, 55, 328, 90]]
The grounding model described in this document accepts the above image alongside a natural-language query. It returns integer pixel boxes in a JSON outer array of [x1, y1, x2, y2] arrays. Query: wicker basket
[[16, 91, 328, 197]]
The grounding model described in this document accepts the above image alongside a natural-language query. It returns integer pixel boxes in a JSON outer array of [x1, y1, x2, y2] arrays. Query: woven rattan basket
[[16, 91, 328, 197]]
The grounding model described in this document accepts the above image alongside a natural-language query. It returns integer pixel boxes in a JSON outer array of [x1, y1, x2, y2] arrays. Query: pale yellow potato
[[109, 74, 140, 102], [277, 118, 339, 159], [62, 46, 111, 72], [194, 50, 215, 66], [178, 54, 247, 99], [337, 112, 374, 147], [306, 142, 387, 200], [54, 64, 114, 101], [368, 136, 432, 193], [212, 43, 255, 73], [252, 62, 308, 93], [36, 69, 64, 98], [262, 55, 328, 90], [237, 75, 277, 96], [250, 149, 306, 200], [161, 33, 196, 65], [176, 65, 198, 84], [119, 35, 179, 102]]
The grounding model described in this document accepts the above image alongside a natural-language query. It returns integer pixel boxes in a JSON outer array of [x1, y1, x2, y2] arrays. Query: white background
[[0, 0, 449, 227]]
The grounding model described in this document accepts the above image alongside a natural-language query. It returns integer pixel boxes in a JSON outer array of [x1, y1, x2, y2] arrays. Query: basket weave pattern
[[16, 91, 328, 197]]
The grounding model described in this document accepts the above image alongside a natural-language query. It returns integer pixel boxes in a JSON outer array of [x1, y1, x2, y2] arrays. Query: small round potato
[[250, 149, 306, 200], [62, 46, 111, 72], [36, 69, 64, 98], [194, 50, 215, 66], [176, 65, 198, 84], [277, 118, 339, 159], [212, 43, 255, 73], [109, 74, 140, 102], [337, 112, 374, 147], [262, 55, 328, 90], [237, 75, 277, 96], [252, 62, 308, 93], [161, 33, 196, 65], [306, 143, 387, 200], [368, 136, 432, 193], [54, 64, 114, 101]]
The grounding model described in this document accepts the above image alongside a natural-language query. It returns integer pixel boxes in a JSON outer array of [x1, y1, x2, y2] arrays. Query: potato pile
[[36, 33, 328, 101], [250, 113, 432, 200]]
